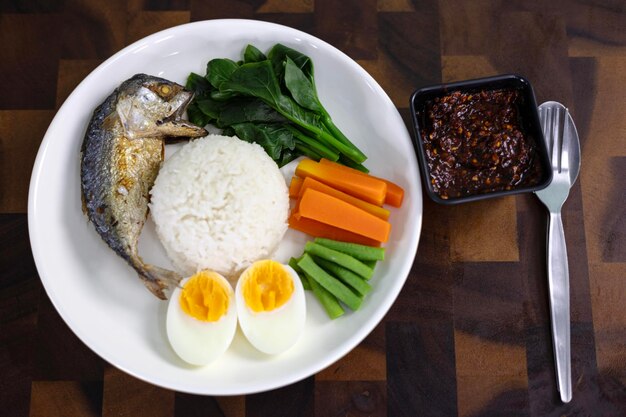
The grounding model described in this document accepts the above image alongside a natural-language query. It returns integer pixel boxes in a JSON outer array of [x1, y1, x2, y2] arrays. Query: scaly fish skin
[[81, 74, 207, 299]]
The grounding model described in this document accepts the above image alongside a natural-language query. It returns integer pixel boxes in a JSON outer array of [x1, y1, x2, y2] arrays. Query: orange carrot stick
[[289, 176, 304, 198], [319, 158, 404, 207], [297, 188, 391, 242], [298, 176, 390, 220], [288, 213, 381, 247], [381, 180, 404, 207], [295, 159, 387, 206]]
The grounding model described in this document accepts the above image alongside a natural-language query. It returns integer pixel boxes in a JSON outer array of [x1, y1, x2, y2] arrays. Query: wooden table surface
[[1, 1, 625, 416]]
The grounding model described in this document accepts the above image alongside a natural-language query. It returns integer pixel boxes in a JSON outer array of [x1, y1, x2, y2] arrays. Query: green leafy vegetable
[[230, 123, 295, 161], [284, 56, 322, 113], [217, 98, 286, 126], [186, 72, 212, 97], [186, 102, 212, 128], [186, 43, 368, 168], [195, 97, 223, 120], [244, 44, 267, 63], [268, 43, 313, 79], [206, 58, 239, 89]]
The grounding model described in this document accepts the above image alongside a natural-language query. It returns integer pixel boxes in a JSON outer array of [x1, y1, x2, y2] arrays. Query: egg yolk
[[179, 270, 229, 322], [242, 260, 294, 313]]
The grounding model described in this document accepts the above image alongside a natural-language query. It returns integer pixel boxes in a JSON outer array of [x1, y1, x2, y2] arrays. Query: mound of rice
[[149, 134, 289, 278]]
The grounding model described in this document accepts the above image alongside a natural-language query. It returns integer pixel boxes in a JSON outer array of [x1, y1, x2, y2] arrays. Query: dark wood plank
[[0, 215, 40, 417], [379, 7, 441, 88], [33, 293, 105, 381], [174, 394, 225, 417], [102, 366, 174, 417], [314, 0, 378, 60], [253, 13, 314, 35], [144, 0, 191, 10], [0, 110, 55, 213], [190, 0, 262, 20], [454, 262, 527, 344], [599, 157, 626, 262], [29, 381, 103, 417], [0, 0, 62, 13], [386, 321, 458, 417], [316, 323, 385, 381], [56, 59, 102, 108], [0, 14, 61, 109], [386, 200, 458, 416], [245, 377, 314, 417], [315, 381, 386, 417], [125, 10, 190, 44], [60, 0, 128, 59], [509, 0, 626, 46]]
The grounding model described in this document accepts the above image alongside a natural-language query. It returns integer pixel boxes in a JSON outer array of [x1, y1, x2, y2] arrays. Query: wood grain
[[315, 323, 386, 381], [0, 215, 39, 417], [0, 111, 55, 213], [1, 1, 625, 416], [102, 366, 174, 417], [245, 377, 314, 417]]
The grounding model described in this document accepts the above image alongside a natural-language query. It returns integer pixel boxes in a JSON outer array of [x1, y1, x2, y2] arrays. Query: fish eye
[[152, 83, 176, 99], [159, 85, 171, 95]]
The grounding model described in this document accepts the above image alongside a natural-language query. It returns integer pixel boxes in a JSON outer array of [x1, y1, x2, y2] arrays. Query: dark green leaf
[[276, 95, 324, 130], [218, 98, 287, 126], [185, 42, 368, 167], [231, 123, 296, 163], [243, 44, 267, 63], [284, 56, 322, 113], [220, 61, 283, 106], [221, 126, 236, 136], [278, 148, 299, 166], [267, 43, 313, 79], [186, 102, 212, 127], [218, 60, 328, 145], [206, 58, 239, 89], [186, 72, 212, 97], [210, 90, 238, 101], [195, 97, 223, 120]]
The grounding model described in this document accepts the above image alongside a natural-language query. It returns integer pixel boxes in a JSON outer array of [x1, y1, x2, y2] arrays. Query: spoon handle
[[547, 211, 572, 403]]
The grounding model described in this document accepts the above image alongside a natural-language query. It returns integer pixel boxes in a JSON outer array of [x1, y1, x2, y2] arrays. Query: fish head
[[116, 74, 207, 140]]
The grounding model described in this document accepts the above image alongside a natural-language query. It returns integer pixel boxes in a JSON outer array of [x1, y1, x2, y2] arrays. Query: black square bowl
[[409, 74, 552, 205]]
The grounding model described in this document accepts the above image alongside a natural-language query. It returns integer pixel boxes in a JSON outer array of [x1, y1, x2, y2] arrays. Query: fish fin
[[103, 110, 119, 131], [140, 264, 183, 300]]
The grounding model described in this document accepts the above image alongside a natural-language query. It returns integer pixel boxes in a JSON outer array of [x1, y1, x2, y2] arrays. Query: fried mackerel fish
[[80, 74, 207, 299]]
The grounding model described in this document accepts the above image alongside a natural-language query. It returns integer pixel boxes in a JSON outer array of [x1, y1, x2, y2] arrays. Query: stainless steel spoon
[[535, 101, 581, 403]]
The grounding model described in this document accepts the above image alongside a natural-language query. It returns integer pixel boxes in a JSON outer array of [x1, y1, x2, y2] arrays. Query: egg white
[[235, 264, 307, 355], [166, 275, 238, 366]]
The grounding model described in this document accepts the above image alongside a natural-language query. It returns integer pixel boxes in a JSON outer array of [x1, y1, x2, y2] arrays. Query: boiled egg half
[[235, 260, 306, 355], [166, 270, 237, 366]]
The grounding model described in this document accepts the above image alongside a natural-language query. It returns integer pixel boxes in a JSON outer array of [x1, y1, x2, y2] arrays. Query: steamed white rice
[[149, 134, 289, 278]]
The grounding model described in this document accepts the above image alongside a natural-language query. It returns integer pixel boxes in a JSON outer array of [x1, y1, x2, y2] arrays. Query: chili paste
[[420, 89, 543, 200]]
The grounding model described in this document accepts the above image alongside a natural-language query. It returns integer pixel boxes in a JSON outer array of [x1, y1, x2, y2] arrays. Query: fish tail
[[139, 264, 183, 300]]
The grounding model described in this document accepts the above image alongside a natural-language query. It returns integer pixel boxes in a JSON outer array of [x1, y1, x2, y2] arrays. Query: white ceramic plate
[[28, 19, 422, 395]]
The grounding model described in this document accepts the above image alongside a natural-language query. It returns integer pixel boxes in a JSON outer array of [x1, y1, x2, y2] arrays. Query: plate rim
[[27, 18, 423, 395]]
